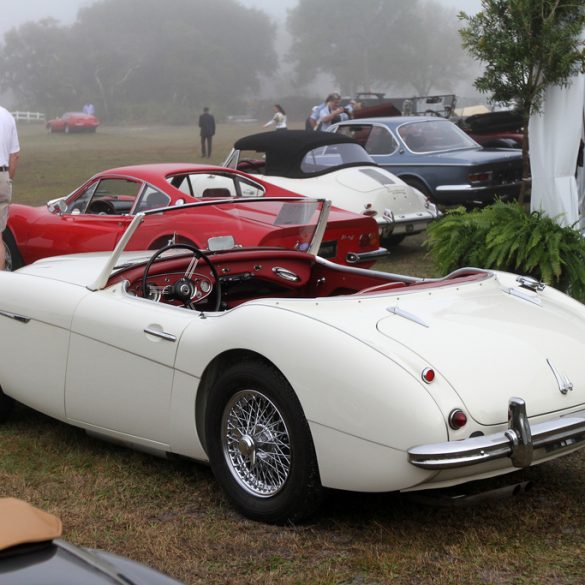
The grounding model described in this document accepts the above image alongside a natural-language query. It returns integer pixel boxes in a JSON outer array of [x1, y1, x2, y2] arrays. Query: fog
[[0, 0, 487, 121]]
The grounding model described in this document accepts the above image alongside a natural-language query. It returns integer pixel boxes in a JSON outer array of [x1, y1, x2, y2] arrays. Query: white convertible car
[[223, 130, 440, 246], [1, 198, 585, 524]]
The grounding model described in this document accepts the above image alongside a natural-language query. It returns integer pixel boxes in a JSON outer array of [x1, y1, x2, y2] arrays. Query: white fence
[[12, 111, 45, 122]]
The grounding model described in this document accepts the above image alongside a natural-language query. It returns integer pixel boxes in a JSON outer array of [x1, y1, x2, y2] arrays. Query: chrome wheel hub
[[222, 390, 291, 497]]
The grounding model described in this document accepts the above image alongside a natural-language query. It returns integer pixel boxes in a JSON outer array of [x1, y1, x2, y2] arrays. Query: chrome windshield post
[[307, 199, 332, 257], [505, 397, 533, 468]]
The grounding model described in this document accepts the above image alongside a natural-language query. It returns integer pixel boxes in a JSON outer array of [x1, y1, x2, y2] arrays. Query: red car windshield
[[120, 197, 328, 260]]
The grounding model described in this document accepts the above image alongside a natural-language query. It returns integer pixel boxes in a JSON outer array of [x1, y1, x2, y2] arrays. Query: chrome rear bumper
[[408, 398, 585, 470]]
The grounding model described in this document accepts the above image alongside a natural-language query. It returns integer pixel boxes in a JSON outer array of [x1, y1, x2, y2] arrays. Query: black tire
[[205, 359, 323, 524], [3, 229, 23, 271], [381, 234, 406, 247], [0, 387, 14, 423]]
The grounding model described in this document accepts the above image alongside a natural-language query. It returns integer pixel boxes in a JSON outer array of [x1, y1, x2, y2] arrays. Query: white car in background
[[223, 130, 440, 246]]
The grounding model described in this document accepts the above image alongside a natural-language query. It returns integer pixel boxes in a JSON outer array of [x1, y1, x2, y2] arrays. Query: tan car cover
[[0, 498, 62, 550]]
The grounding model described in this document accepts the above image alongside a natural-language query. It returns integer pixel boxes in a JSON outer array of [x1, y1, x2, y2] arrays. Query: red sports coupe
[[3, 163, 385, 271], [46, 112, 100, 133]]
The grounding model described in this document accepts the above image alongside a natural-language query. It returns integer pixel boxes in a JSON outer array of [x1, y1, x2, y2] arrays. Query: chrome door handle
[[0, 309, 30, 323], [144, 327, 177, 342]]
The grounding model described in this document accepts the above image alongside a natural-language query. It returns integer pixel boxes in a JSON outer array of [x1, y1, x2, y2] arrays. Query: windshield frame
[[87, 196, 331, 291]]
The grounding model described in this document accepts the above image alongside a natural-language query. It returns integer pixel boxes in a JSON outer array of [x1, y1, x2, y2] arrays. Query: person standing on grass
[[263, 104, 287, 130], [0, 105, 20, 271], [198, 107, 216, 158]]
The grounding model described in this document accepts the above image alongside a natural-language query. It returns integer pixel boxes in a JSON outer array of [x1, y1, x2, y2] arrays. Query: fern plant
[[426, 201, 585, 301]]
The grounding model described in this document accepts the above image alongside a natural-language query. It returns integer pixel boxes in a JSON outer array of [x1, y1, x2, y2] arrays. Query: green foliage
[[459, 1, 585, 203], [426, 201, 585, 301], [458, 0, 585, 116]]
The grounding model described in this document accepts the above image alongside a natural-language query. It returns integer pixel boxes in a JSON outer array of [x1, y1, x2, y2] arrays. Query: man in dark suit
[[198, 107, 216, 158]]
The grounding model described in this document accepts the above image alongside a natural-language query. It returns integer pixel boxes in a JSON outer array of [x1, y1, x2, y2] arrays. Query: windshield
[[397, 120, 479, 153], [95, 197, 329, 287], [300, 143, 374, 174]]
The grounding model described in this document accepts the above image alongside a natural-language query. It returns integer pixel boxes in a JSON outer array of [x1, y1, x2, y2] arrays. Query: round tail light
[[421, 367, 435, 383], [448, 409, 467, 430]]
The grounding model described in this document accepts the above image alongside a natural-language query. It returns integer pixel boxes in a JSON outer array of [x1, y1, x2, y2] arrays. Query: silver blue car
[[330, 116, 523, 207]]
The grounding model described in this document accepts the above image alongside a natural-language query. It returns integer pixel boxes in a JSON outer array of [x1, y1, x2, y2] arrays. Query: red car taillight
[[359, 232, 379, 249], [448, 409, 468, 430], [468, 171, 493, 184]]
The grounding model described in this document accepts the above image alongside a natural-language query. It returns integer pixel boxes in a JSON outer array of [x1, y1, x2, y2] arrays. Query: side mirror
[[47, 199, 68, 215]]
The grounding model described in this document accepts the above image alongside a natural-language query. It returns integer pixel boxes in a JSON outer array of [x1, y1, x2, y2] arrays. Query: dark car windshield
[[299, 143, 374, 174], [397, 120, 479, 153]]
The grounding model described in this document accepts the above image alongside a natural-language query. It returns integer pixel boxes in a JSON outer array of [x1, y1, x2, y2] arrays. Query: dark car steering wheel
[[238, 158, 265, 174], [141, 243, 221, 311]]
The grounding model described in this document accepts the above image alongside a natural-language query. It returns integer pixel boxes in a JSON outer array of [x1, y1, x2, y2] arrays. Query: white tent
[[529, 41, 585, 228]]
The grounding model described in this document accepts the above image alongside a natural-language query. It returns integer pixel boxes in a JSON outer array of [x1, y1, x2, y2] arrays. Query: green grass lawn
[[3, 123, 583, 585]]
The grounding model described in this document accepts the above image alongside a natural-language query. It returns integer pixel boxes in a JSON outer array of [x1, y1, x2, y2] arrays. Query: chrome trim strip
[[504, 287, 542, 306], [0, 309, 31, 323], [435, 181, 522, 192], [547, 359, 573, 395], [408, 400, 585, 470], [346, 247, 389, 264], [386, 305, 429, 328], [144, 327, 177, 342]]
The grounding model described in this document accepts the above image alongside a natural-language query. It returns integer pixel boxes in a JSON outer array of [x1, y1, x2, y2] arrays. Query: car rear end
[[433, 149, 523, 206]]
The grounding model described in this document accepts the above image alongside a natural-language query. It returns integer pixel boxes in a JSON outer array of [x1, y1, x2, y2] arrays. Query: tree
[[0, 0, 278, 122], [459, 0, 585, 204], [0, 19, 79, 111], [286, 0, 470, 96], [398, 3, 473, 96]]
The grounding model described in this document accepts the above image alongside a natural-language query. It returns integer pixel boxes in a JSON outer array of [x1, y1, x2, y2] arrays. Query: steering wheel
[[88, 200, 114, 214], [238, 158, 265, 174], [141, 243, 221, 311]]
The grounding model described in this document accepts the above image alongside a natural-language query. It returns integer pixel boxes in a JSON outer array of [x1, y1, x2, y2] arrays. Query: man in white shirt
[[308, 93, 352, 131], [0, 106, 20, 270]]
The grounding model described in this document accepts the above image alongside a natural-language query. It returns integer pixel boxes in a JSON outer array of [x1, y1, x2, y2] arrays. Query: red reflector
[[449, 409, 467, 430], [421, 367, 435, 383]]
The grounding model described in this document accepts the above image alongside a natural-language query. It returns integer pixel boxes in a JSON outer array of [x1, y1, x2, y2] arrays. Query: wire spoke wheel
[[222, 389, 291, 497], [207, 359, 323, 523]]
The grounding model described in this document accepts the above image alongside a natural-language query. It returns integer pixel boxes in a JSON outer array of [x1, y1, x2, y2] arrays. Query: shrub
[[425, 201, 585, 301]]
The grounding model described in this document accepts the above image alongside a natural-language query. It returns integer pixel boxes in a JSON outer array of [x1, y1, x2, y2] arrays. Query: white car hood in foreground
[[268, 272, 585, 426]]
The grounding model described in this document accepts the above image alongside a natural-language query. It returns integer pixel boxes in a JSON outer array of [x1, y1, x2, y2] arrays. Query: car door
[[22, 178, 142, 264], [65, 291, 198, 448], [0, 274, 91, 421]]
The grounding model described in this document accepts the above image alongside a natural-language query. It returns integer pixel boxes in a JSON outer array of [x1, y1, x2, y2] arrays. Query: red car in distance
[[4, 163, 385, 271], [46, 112, 100, 133]]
